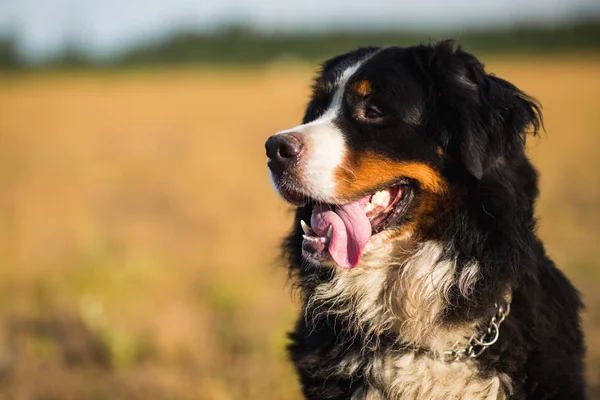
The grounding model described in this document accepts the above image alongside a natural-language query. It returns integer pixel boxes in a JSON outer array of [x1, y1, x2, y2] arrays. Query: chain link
[[442, 300, 511, 363]]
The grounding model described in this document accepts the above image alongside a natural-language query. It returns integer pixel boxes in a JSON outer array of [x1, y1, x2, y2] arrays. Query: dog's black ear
[[423, 41, 542, 179], [303, 47, 380, 123]]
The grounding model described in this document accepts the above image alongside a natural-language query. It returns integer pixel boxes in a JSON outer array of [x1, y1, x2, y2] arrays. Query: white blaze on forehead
[[319, 63, 362, 121], [274, 62, 364, 203]]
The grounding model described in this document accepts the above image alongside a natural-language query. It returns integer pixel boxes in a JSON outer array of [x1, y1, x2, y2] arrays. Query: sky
[[0, 0, 599, 60]]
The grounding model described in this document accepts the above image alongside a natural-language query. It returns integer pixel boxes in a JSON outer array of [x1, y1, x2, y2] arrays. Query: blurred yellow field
[[0, 55, 599, 399]]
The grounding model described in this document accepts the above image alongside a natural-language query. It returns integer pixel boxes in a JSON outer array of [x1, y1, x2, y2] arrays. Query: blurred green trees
[[1, 20, 599, 69]]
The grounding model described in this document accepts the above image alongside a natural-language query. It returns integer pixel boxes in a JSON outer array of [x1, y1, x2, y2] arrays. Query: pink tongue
[[311, 197, 372, 269]]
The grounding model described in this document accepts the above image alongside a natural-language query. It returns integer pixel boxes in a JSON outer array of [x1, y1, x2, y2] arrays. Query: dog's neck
[[304, 241, 508, 358]]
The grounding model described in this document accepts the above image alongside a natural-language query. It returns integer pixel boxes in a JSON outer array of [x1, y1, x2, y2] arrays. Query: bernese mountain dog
[[265, 41, 586, 399]]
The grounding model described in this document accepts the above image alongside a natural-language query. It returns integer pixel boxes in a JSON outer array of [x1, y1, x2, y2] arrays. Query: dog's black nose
[[265, 133, 303, 174]]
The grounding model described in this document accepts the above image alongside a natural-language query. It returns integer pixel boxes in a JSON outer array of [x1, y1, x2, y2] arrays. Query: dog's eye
[[363, 105, 383, 120]]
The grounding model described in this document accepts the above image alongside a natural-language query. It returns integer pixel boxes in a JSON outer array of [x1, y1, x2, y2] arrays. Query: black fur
[[276, 41, 586, 399]]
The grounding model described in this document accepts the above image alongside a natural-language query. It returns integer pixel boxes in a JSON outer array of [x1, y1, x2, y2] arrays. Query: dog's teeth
[[327, 225, 333, 238], [300, 220, 310, 234], [302, 235, 307, 240]]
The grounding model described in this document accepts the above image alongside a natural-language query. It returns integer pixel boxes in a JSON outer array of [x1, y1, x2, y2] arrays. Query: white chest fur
[[306, 240, 511, 399], [355, 353, 508, 400]]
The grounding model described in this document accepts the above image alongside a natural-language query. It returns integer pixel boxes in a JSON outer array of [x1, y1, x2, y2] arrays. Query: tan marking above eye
[[352, 80, 372, 97], [334, 152, 447, 199]]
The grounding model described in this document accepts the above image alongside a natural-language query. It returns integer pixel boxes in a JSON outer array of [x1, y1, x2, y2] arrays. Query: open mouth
[[299, 184, 411, 269]]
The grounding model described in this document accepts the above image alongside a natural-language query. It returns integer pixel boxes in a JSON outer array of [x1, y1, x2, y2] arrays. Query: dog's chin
[[301, 226, 413, 269]]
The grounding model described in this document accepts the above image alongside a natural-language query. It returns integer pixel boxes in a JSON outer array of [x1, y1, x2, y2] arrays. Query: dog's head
[[266, 41, 541, 270]]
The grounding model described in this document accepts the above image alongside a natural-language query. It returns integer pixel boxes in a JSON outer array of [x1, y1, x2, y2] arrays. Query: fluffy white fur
[[357, 353, 511, 399], [304, 240, 510, 399]]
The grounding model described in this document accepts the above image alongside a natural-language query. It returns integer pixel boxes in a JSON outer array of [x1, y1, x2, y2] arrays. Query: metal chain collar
[[442, 296, 511, 363]]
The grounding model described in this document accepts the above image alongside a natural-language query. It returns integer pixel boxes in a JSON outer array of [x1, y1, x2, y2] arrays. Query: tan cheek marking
[[437, 147, 444, 156], [352, 80, 372, 97], [334, 153, 447, 199], [391, 222, 416, 241], [413, 192, 443, 233], [382, 195, 442, 243]]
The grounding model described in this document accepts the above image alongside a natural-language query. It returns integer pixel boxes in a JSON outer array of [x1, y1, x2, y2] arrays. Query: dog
[[265, 41, 586, 399]]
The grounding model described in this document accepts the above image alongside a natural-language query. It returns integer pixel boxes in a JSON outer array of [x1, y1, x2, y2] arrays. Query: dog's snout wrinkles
[[265, 133, 303, 174]]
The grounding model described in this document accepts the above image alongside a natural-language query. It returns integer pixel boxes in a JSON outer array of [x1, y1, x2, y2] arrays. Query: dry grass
[[0, 55, 598, 399]]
